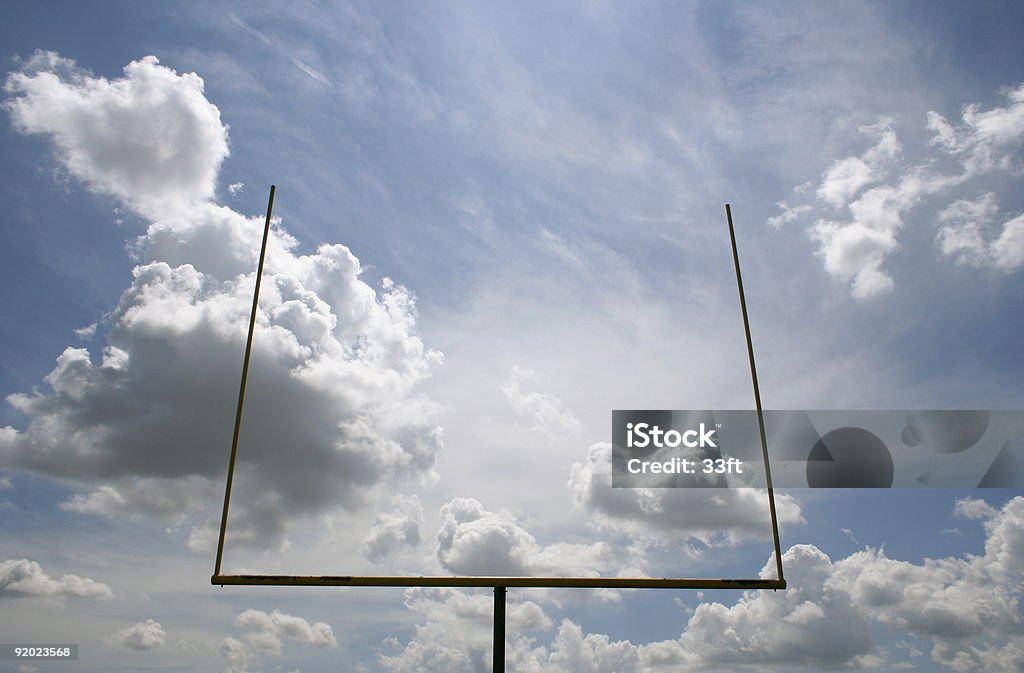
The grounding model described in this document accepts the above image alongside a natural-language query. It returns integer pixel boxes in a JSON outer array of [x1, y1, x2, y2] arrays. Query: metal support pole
[[725, 203, 785, 583], [214, 185, 276, 577], [493, 586, 506, 673]]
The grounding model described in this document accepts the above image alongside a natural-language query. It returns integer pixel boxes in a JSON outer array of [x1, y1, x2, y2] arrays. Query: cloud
[[379, 587, 551, 673], [362, 495, 424, 562], [766, 201, 811, 228], [679, 545, 877, 669], [990, 214, 1024, 270], [568, 443, 804, 547], [500, 366, 582, 437], [383, 497, 1024, 673], [227, 12, 333, 88], [233, 608, 336, 656], [811, 167, 955, 299], [816, 120, 900, 207], [73, 322, 97, 339], [0, 559, 113, 599], [382, 544, 876, 672], [292, 58, 330, 85], [954, 496, 998, 520], [677, 498, 1024, 671], [219, 636, 249, 673], [937, 192, 1001, 266], [60, 477, 217, 523], [937, 193, 1024, 271], [227, 182, 244, 196], [435, 497, 529, 574], [531, 620, 647, 673], [228, 13, 272, 47], [436, 497, 644, 581], [775, 84, 1024, 298], [4, 50, 228, 215], [1, 53, 444, 550], [105, 619, 166, 650], [927, 84, 1024, 174], [828, 498, 1024, 671], [683, 497, 1024, 670]]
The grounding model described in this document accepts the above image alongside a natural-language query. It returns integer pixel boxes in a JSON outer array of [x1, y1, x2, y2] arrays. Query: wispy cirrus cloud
[[500, 366, 582, 438], [227, 12, 329, 86]]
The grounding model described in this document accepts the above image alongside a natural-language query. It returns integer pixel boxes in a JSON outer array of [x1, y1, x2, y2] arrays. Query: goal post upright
[[726, 203, 786, 584], [214, 184, 275, 579]]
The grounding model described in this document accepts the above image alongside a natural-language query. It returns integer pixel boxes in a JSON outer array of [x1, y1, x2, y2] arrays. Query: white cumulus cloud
[[775, 84, 1024, 298], [816, 120, 900, 207], [383, 496, 1024, 673], [4, 50, 228, 215], [233, 608, 336, 656], [937, 193, 1024, 271], [568, 442, 803, 547], [219, 636, 249, 673], [679, 545, 876, 668], [811, 168, 956, 299], [927, 84, 1024, 174], [1, 53, 444, 550], [436, 497, 644, 581], [105, 619, 166, 650], [0, 558, 113, 600], [379, 587, 551, 673], [362, 495, 424, 563]]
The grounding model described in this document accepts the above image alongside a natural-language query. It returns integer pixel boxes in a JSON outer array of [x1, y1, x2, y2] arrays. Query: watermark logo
[[612, 410, 1024, 488], [626, 422, 717, 449]]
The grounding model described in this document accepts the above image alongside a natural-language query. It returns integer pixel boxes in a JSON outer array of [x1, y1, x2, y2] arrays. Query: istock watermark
[[625, 422, 718, 449], [611, 410, 1024, 488]]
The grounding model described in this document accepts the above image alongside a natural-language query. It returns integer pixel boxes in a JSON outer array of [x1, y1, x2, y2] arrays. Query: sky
[[0, 1, 1023, 672]]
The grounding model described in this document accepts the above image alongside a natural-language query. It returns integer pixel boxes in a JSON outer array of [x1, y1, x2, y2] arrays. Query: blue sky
[[1, 2, 1023, 672]]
